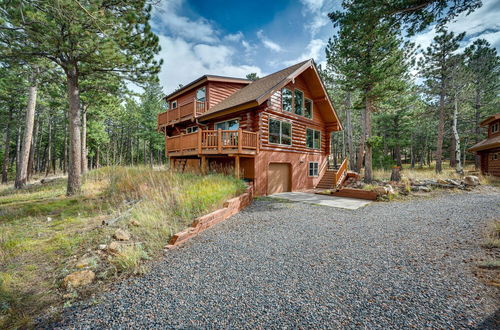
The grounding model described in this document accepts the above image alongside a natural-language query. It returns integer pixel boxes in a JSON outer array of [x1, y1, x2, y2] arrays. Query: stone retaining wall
[[167, 186, 253, 247]]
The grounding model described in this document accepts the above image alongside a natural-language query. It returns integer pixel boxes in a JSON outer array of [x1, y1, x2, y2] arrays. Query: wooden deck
[[158, 98, 207, 127], [166, 129, 259, 157]]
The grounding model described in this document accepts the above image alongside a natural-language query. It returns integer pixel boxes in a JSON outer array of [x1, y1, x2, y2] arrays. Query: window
[[306, 128, 321, 149], [309, 162, 319, 177], [215, 119, 239, 130], [492, 122, 499, 133], [493, 153, 498, 161], [269, 118, 292, 145], [294, 89, 304, 116], [171, 100, 177, 109], [304, 98, 313, 119], [281, 88, 292, 112], [196, 87, 206, 102], [186, 126, 198, 134]]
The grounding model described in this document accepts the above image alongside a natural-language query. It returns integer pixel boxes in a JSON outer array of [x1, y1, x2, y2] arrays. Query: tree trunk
[[452, 94, 462, 173], [96, 146, 100, 168], [435, 89, 445, 173], [15, 127, 21, 173], [81, 106, 88, 174], [27, 113, 39, 181], [15, 74, 38, 189], [45, 114, 52, 177], [474, 90, 481, 169], [65, 64, 82, 196], [364, 95, 373, 183], [1, 107, 13, 183], [345, 92, 355, 170], [449, 133, 456, 167], [356, 109, 365, 173]]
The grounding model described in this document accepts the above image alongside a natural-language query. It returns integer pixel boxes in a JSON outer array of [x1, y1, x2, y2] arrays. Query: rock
[[129, 220, 140, 227], [437, 179, 448, 185], [47, 217, 53, 222], [463, 175, 480, 186], [113, 228, 131, 241], [385, 184, 395, 195], [373, 186, 387, 196], [108, 241, 124, 253], [411, 186, 431, 192], [62, 270, 95, 289], [98, 244, 107, 250], [446, 179, 461, 186]]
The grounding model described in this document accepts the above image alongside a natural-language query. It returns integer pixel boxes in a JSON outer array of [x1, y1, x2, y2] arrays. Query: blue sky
[[151, 0, 500, 94]]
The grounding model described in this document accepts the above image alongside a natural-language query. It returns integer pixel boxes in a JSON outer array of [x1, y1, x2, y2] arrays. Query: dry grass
[[0, 166, 245, 328], [482, 220, 500, 249]]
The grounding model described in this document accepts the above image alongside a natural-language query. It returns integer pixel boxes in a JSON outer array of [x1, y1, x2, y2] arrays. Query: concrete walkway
[[269, 191, 372, 210]]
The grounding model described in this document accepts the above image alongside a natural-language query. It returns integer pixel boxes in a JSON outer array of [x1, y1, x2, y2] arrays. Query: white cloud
[[257, 30, 283, 52], [284, 39, 326, 65], [152, 0, 218, 43], [224, 32, 244, 42], [299, 0, 331, 36], [156, 35, 263, 94]]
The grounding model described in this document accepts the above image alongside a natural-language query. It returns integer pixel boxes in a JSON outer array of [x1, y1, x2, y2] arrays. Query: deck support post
[[169, 158, 175, 171], [217, 129, 222, 153], [197, 130, 202, 154], [201, 156, 207, 174], [238, 128, 243, 153], [235, 155, 240, 179]]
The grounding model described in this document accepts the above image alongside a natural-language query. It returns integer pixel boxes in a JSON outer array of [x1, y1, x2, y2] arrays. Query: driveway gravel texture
[[50, 191, 499, 329]]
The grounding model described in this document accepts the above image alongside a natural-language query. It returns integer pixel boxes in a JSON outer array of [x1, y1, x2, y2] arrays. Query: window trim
[[493, 153, 498, 161], [268, 117, 293, 146], [196, 86, 206, 102], [308, 162, 319, 177], [281, 88, 293, 112], [214, 117, 240, 131], [171, 100, 177, 109], [492, 122, 499, 134], [294, 88, 304, 116], [306, 128, 321, 150], [304, 97, 313, 119]]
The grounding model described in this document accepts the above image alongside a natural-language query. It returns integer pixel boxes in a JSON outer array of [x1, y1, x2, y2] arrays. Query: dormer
[[480, 114, 500, 138], [158, 75, 250, 130]]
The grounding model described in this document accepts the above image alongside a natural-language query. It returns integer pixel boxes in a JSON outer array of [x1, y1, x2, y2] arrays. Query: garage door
[[267, 163, 291, 195]]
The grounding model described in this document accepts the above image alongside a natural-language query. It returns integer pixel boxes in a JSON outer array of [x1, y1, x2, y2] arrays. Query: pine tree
[[0, 1, 161, 195], [419, 27, 465, 173], [329, 0, 414, 182]]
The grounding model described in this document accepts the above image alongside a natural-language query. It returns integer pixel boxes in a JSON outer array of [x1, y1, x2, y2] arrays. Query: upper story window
[[492, 122, 499, 134], [186, 126, 198, 134], [492, 153, 498, 161], [196, 87, 206, 102], [281, 88, 292, 112], [304, 98, 313, 119], [269, 118, 292, 145], [294, 89, 304, 116], [306, 128, 321, 149], [171, 100, 177, 109]]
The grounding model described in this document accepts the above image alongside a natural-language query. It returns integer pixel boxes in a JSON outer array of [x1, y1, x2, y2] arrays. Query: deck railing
[[158, 98, 207, 127], [334, 157, 348, 188], [166, 129, 259, 155]]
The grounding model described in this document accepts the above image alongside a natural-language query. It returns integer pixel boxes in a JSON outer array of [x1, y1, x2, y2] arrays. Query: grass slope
[[0, 166, 245, 328]]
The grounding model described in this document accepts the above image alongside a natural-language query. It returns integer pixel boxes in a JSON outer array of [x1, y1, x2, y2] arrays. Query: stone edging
[[166, 186, 253, 248]]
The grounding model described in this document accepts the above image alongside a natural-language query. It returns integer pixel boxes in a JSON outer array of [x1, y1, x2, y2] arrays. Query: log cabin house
[[469, 113, 500, 177], [157, 59, 346, 196]]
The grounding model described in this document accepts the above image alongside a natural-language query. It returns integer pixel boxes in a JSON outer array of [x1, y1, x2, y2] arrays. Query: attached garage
[[267, 163, 291, 194]]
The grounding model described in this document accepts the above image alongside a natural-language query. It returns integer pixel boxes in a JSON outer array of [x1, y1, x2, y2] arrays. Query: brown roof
[[199, 60, 312, 118], [165, 75, 250, 101], [480, 113, 500, 127], [468, 135, 500, 152]]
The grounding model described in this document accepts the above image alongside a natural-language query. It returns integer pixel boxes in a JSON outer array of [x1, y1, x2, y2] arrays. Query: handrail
[[166, 129, 259, 155], [158, 98, 208, 126], [334, 157, 348, 188]]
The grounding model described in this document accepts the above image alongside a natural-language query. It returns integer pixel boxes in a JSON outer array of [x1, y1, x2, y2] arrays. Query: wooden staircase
[[316, 169, 337, 189]]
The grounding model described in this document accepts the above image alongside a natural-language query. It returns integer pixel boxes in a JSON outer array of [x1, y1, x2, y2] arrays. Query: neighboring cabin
[[157, 59, 346, 196], [469, 113, 500, 177]]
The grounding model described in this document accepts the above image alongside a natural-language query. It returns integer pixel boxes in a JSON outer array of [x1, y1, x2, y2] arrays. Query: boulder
[[385, 184, 395, 195], [411, 186, 431, 192], [446, 179, 461, 186], [113, 228, 131, 241], [463, 175, 480, 186], [437, 179, 448, 185], [108, 241, 124, 253], [62, 270, 95, 289], [373, 186, 387, 196]]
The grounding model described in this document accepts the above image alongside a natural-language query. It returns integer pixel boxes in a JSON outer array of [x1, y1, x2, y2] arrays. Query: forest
[[0, 0, 499, 196]]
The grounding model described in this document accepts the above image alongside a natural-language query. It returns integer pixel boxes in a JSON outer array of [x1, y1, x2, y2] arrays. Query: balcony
[[166, 129, 259, 157], [158, 98, 207, 127]]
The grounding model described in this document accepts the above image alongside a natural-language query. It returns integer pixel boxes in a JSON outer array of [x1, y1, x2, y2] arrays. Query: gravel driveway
[[51, 191, 499, 329]]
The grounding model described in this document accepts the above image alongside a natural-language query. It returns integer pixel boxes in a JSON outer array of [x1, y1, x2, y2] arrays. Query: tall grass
[[0, 166, 245, 328]]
